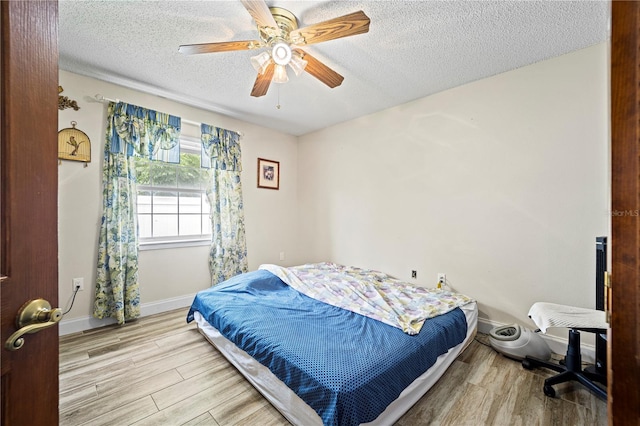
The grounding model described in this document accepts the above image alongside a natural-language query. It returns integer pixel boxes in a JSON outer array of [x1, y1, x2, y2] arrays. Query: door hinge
[[604, 271, 611, 324]]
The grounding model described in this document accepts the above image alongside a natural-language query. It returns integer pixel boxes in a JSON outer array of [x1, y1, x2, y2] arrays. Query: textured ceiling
[[59, 1, 610, 136]]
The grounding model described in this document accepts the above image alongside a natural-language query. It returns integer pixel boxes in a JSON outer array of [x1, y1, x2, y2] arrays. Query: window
[[135, 138, 211, 249]]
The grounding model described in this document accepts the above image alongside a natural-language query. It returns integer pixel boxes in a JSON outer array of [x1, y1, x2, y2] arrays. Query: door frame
[[610, 1, 640, 423], [1, 1, 59, 424]]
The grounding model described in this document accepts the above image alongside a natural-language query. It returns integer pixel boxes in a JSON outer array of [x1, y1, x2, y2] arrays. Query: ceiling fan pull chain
[[276, 85, 281, 109]]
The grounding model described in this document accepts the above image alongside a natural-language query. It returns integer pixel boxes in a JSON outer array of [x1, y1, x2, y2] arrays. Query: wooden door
[[610, 2, 640, 424], [1, 1, 59, 424]]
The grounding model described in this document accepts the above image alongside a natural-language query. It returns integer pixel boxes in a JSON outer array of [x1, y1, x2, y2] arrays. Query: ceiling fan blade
[[290, 10, 370, 46], [240, 0, 278, 29], [293, 49, 344, 88], [179, 40, 263, 54], [251, 61, 275, 97]]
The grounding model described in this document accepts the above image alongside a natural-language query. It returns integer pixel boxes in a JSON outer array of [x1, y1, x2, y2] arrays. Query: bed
[[187, 263, 477, 426]]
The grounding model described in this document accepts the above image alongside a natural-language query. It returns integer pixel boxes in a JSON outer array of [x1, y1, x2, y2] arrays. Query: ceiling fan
[[178, 0, 370, 97]]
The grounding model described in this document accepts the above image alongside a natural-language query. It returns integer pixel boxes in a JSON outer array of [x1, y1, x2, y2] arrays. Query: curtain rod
[[93, 94, 243, 136]]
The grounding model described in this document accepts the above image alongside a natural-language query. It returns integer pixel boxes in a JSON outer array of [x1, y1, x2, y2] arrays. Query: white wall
[[58, 70, 299, 331], [297, 43, 609, 332], [59, 43, 609, 337]]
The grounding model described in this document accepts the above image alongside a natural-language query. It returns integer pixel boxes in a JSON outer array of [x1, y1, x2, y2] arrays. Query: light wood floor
[[59, 308, 607, 425]]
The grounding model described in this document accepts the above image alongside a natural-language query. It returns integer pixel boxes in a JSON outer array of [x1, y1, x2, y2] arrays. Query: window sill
[[139, 238, 210, 251]]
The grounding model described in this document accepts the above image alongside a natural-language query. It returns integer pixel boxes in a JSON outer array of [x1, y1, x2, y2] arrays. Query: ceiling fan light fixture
[[288, 54, 308, 77], [273, 64, 289, 84], [272, 42, 292, 66], [250, 51, 272, 74]]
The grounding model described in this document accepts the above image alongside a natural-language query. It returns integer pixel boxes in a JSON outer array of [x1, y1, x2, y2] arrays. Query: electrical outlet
[[437, 273, 446, 284], [411, 270, 417, 279], [72, 277, 84, 291], [279, 252, 285, 261]]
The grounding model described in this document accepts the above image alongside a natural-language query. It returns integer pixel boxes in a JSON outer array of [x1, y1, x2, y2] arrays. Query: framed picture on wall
[[257, 158, 280, 190]]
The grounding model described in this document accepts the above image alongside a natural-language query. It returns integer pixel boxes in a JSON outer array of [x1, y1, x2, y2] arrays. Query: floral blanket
[[259, 262, 474, 335]]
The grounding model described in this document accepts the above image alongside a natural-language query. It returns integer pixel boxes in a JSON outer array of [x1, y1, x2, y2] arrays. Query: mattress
[[194, 304, 477, 425], [188, 268, 477, 425]]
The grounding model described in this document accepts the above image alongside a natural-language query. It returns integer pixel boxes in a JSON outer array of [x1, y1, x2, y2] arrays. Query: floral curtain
[[201, 123, 248, 284], [94, 102, 181, 324]]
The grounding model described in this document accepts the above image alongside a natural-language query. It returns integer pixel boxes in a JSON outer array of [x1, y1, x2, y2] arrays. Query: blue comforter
[[187, 270, 467, 426]]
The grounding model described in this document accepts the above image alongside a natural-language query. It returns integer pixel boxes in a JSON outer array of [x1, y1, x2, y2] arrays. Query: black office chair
[[522, 327, 607, 399], [521, 302, 607, 400]]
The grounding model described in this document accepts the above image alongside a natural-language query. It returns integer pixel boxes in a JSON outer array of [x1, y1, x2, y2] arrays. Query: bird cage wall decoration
[[58, 121, 91, 166]]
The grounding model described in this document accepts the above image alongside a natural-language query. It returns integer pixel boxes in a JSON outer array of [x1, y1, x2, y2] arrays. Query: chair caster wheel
[[543, 385, 556, 397], [522, 358, 533, 370]]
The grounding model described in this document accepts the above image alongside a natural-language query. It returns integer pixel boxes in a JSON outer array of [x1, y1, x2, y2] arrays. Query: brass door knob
[[5, 299, 62, 351]]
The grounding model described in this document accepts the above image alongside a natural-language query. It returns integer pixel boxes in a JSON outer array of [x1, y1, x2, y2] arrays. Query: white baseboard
[[58, 293, 196, 336], [477, 317, 596, 364]]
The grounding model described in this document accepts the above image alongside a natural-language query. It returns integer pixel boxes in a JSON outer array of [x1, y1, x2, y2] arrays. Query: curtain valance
[[200, 123, 242, 171], [107, 101, 181, 163]]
